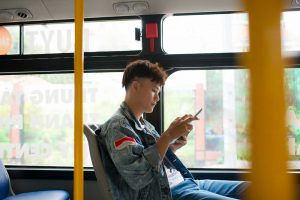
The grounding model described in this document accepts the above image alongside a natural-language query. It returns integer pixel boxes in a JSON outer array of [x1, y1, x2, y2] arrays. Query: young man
[[98, 60, 248, 200]]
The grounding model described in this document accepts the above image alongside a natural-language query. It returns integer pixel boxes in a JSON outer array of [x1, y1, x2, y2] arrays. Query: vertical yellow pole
[[245, 0, 295, 199], [74, 0, 84, 199]]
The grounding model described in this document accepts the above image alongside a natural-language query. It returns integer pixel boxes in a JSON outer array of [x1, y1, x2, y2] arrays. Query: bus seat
[[83, 124, 113, 200], [0, 159, 69, 200]]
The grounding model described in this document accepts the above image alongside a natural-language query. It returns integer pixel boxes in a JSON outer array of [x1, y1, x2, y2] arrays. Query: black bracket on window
[[135, 27, 141, 41]]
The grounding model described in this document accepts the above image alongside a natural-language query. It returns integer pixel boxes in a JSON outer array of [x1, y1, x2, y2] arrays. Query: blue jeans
[[171, 179, 249, 200]]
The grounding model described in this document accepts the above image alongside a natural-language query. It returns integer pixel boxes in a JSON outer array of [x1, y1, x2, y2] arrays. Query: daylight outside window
[[164, 68, 300, 169], [163, 11, 300, 54], [163, 13, 249, 54], [0, 72, 123, 167], [23, 19, 141, 54], [0, 25, 19, 55]]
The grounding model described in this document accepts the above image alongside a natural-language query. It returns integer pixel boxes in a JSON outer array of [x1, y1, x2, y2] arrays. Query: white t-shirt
[[165, 166, 184, 188]]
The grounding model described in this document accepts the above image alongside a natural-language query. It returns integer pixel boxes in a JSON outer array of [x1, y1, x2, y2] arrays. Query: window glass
[[286, 68, 300, 169], [162, 11, 300, 54], [0, 72, 123, 166], [24, 23, 74, 54], [164, 68, 300, 169], [162, 14, 249, 54], [282, 11, 300, 52], [23, 19, 141, 54], [0, 26, 19, 55], [85, 20, 141, 52]]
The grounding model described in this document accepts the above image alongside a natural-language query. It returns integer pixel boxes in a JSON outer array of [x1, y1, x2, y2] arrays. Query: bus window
[[163, 11, 300, 54], [164, 68, 300, 169], [0, 72, 123, 167], [286, 68, 300, 169], [0, 25, 19, 55], [24, 23, 74, 54], [85, 20, 141, 52], [23, 19, 141, 54], [162, 13, 249, 54], [282, 11, 300, 52]]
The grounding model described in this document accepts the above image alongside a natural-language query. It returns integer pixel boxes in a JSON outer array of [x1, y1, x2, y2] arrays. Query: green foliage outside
[[235, 71, 250, 161], [285, 69, 300, 160], [0, 105, 10, 163], [205, 70, 223, 136]]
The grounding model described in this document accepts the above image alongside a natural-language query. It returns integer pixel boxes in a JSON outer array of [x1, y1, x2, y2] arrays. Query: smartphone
[[194, 108, 202, 118]]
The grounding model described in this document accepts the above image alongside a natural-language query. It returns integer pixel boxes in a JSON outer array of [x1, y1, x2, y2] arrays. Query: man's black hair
[[122, 60, 168, 90]]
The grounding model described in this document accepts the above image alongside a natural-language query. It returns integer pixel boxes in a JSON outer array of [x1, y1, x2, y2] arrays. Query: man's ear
[[131, 80, 140, 91]]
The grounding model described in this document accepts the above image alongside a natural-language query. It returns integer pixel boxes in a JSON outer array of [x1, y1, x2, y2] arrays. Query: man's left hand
[[169, 135, 188, 152]]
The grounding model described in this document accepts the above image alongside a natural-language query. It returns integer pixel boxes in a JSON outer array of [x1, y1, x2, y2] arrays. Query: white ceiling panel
[[0, 0, 52, 22], [0, 0, 299, 23], [41, 0, 74, 20], [146, 0, 244, 14]]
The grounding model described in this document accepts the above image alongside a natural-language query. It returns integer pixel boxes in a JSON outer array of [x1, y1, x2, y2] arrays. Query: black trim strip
[[0, 53, 241, 74], [0, 16, 141, 26], [6, 167, 96, 180], [6, 167, 300, 182]]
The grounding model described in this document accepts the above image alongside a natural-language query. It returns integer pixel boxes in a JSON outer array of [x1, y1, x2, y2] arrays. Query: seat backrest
[[83, 124, 113, 200]]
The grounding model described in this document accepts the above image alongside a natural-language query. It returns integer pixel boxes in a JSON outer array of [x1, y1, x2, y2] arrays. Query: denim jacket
[[97, 102, 194, 200]]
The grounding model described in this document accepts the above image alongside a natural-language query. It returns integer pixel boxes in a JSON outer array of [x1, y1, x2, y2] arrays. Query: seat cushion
[[3, 190, 69, 200]]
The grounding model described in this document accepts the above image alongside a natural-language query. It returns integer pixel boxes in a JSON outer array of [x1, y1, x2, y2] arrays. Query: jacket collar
[[120, 102, 145, 131]]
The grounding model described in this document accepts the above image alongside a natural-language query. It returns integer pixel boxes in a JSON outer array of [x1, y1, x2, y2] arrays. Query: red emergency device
[[146, 23, 158, 53]]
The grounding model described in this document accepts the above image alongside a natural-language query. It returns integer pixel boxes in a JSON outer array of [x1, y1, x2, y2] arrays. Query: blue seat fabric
[[0, 160, 9, 199], [1, 159, 69, 200], [3, 190, 69, 200]]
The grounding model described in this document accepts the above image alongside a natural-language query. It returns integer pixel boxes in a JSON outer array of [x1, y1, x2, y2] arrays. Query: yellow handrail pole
[[244, 0, 296, 199], [74, 0, 84, 199]]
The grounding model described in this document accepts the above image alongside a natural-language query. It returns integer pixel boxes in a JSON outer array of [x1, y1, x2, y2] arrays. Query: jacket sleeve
[[105, 121, 163, 190]]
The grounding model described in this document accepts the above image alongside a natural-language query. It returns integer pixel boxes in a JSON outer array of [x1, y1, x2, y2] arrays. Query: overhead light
[[133, 2, 148, 13], [114, 4, 130, 14], [15, 9, 33, 20], [113, 1, 149, 15]]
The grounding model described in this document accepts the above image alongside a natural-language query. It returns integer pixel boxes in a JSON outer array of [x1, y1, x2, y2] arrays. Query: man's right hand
[[164, 114, 198, 144], [156, 114, 198, 159]]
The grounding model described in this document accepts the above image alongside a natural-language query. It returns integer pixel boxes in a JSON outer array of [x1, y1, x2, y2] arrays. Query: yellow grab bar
[[74, 0, 84, 199], [245, 0, 296, 199]]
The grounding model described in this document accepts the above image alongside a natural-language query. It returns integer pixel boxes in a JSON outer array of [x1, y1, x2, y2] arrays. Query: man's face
[[134, 78, 161, 113]]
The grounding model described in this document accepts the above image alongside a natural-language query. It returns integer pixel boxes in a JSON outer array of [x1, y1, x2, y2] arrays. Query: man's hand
[[156, 114, 198, 159], [169, 135, 187, 152], [165, 114, 197, 142]]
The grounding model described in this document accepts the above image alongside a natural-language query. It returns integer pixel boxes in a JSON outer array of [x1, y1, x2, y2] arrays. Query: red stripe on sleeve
[[115, 136, 136, 148]]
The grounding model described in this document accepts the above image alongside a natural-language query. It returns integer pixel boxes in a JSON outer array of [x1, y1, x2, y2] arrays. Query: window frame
[[0, 11, 300, 174]]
